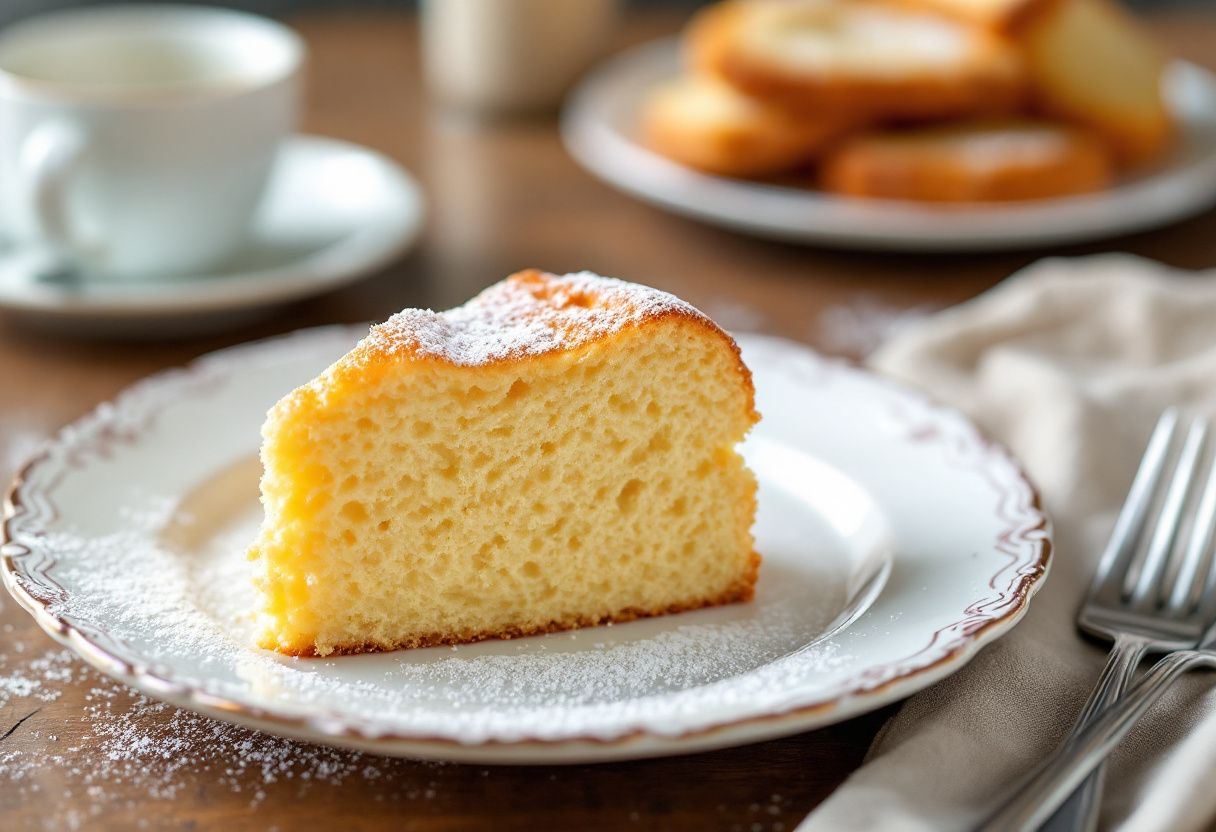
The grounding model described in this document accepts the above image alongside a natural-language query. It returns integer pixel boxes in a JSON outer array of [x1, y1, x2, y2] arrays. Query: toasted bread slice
[[889, 0, 1059, 31], [641, 73, 855, 176], [688, 0, 1024, 120], [820, 120, 1112, 201], [1018, 0, 1172, 165]]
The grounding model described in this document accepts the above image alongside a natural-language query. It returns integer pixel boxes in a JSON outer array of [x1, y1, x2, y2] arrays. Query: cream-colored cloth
[[798, 254, 1216, 832]]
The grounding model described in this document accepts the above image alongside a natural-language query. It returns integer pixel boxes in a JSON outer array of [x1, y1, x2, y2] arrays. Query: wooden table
[[2, 10, 1214, 831]]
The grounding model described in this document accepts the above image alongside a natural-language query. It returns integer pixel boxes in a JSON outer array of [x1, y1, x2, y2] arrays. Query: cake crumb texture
[[250, 269, 760, 657]]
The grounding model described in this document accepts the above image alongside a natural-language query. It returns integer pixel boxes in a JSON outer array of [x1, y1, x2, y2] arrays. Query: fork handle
[[979, 649, 1214, 832], [1039, 635, 1150, 832]]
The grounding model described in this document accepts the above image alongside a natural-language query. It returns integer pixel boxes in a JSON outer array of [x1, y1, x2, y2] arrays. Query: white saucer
[[562, 40, 1216, 252], [2, 327, 1050, 764], [0, 135, 425, 335]]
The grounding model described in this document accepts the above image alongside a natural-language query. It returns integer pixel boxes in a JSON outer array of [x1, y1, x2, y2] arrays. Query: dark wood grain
[[1, 10, 1214, 831]]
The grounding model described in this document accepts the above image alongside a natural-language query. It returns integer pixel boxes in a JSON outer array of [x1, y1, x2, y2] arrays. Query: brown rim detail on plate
[[1, 326, 1051, 755]]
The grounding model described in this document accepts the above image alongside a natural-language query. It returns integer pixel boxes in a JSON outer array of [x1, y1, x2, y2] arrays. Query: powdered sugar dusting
[[31, 483, 851, 723], [5, 454, 859, 746], [815, 298, 938, 358], [0, 647, 446, 818], [2, 330, 948, 753], [0, 647, 798, 829], [361, 271, 711, 366]]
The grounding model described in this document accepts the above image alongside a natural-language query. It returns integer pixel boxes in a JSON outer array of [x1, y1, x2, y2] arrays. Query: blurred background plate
[[0, 135, 425, 337], [562, 39, 1216, 252]]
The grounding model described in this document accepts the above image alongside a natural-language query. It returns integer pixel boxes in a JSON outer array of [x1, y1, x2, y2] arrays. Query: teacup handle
[[21, 119, 89, 258]]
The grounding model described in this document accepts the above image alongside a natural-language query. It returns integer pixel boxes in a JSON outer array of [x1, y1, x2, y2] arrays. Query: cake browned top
[[356, 269, 720, 367]]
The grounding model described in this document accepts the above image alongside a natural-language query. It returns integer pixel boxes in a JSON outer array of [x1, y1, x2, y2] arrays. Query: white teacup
[[0, 5, 303, 280]]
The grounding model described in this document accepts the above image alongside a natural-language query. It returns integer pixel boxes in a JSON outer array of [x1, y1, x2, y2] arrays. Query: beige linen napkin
[[798, 254, 1216, 832]]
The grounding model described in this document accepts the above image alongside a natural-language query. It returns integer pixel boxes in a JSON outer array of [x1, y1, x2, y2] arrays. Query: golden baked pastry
[[641, 73, 853, 176], [1016, 0, 1172, 165], [250, 270, 761, 656], [820, 120, 1112, 201], [688, 0, 1025, 120], [890, 0, 1058, 31]]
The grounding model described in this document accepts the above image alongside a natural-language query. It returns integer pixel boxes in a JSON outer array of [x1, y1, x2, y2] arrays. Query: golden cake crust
[[363, 268, 750, 373], [273, 269, 759, 426]]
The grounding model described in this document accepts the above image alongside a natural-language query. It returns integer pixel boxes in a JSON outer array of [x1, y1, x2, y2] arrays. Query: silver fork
[[1041, 410, 1216, 832], [982, 410, 1216, 831], [992, 604, 1216, 831]]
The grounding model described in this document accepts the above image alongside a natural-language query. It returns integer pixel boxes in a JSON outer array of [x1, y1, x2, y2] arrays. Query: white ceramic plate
[[562, 40, 1216, 251], [0, 135, 424, 335], [2, 327, 1050, 763]]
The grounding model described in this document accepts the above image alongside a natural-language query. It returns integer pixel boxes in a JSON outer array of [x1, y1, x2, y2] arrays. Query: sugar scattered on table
[[815, 297, 938, 357], [0, 647, 446, 814]]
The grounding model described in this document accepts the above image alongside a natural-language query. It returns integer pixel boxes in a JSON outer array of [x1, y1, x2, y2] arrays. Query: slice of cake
[[250, 270, 761, 656]]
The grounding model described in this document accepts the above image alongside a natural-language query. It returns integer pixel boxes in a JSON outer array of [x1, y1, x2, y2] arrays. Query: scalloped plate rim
[[1, 326, 1052, 763]]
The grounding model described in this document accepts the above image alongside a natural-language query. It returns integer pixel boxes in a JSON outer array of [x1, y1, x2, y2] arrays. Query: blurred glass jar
[[421, 0, 621, 115]]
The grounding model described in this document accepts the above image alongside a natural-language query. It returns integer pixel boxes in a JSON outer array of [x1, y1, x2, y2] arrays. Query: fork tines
[[1088, 409, 1216, 624]]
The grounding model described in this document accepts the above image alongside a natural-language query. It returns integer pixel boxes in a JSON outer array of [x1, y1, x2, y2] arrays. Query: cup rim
[[0, 4, 305, 105]]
